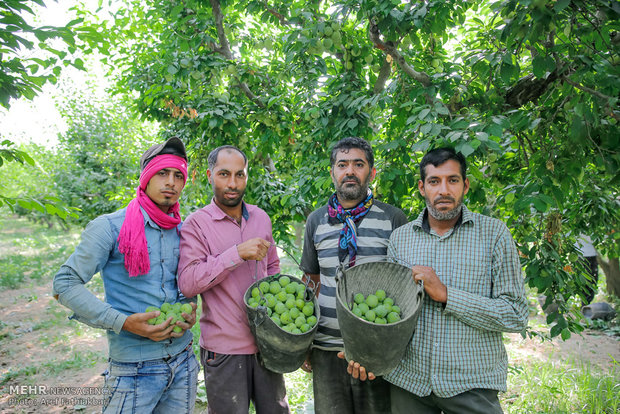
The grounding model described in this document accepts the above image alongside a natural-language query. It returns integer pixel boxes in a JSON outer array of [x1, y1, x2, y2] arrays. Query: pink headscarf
[[117, 154, 188, 277]]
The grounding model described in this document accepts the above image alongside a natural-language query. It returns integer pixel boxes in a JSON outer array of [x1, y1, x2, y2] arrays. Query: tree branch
[[209, 0, 266, 108], [372, 60, 391, 94], [261, 1, 292, 26], [368, 20, 431, 87], [563, 77, 615, 102]]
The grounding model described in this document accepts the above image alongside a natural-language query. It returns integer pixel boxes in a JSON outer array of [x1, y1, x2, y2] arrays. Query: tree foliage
[[79, 0, 619, 337], [1, 0, 108, 217]]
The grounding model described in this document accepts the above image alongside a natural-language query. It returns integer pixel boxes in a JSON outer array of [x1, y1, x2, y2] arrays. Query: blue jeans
[[102, 345, 199, 413]]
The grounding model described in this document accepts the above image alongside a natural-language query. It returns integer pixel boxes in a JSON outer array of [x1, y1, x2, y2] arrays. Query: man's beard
[[426, 195, 464, 221], [336, 174, 371, 202]]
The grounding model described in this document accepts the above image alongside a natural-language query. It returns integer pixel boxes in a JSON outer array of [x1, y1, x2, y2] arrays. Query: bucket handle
[[335, 256, 425, 306]]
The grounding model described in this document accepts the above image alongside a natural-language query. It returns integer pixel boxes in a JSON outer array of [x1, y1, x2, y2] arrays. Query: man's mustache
[[433, 196, 455, 204], [341, 176, 361, 184]]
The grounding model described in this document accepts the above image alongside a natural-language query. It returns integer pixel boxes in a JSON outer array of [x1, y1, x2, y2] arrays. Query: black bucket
[[336, 261, 424, 376], [244, 274, 320, 373]]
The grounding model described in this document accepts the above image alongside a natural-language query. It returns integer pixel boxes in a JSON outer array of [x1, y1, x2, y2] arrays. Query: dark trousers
[[310, 348, 391, 414], [390, 383, 503, 414], [200, 348, 289, 414]]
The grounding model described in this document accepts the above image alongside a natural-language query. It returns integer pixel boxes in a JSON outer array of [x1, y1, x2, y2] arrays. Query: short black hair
[[420, 147, 467, 182], [207, 145, 248, 170], [329, 137, 374, 169]]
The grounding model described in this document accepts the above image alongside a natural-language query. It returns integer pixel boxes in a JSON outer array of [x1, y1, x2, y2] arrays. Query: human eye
[[175, 173, 184, 180]]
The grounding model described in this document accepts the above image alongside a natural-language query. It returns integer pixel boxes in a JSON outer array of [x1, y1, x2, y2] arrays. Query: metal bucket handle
[[335, 255, 424, 307]]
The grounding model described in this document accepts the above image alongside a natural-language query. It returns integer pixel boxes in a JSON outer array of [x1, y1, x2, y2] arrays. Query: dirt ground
[[0, 280, 618, 413]]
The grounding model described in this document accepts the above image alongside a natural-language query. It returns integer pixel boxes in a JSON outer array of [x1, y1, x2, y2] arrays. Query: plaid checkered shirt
[[384, 205, 528, 398]]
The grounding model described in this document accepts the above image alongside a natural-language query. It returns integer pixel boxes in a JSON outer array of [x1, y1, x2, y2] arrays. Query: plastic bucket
[[336, 261, 424, 376], [244, 274, 320, 373]]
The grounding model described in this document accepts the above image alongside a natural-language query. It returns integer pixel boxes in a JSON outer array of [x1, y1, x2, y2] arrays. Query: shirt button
[[161, 259, 164, 263]]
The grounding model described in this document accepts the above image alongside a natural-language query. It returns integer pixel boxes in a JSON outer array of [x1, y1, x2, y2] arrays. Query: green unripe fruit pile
[[146, 302, 193, 332], [247, 275, 318, 334], [349, 290, 402, 324]]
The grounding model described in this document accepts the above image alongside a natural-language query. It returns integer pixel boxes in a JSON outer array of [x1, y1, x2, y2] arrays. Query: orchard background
[[0, 1, 618, 411]]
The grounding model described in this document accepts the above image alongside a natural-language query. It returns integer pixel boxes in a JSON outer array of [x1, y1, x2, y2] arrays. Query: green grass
[[504, 358, 619, 413], [0, 215, 80, 289]]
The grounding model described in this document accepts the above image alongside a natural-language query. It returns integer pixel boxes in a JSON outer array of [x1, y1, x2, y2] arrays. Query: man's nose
[[227, 175, 238, 189], [438, 180, 449, 194], [165, 174, 176, 187]]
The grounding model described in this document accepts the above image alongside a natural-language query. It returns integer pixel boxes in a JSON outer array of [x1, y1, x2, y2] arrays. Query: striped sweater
[[300, 200, 408, 350]]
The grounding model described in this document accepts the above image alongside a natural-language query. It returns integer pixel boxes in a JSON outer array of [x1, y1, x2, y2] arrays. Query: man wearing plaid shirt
[[346, 147, 528, 413]]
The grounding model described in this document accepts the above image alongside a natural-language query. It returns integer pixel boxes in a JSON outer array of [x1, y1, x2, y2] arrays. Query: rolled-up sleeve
[[52, 217, 128, 334]]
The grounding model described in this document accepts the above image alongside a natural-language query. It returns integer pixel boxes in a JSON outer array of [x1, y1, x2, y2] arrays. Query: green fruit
[[375, 317, 387, 325], [280, 311, 292, 325], [160, 303, 172, 313], [302, 303, 314, 316], [375, 305, 388, 318], [285, 283, 297, 294], [358, 303, 370, 314], [265, 295, 276, 308], [346, 61, 353, 70], [354, 293, 365, 304], [289, 308, 301, 319], [366, 294, 379, 308], [323, 38, 333, 49], [173, 325, 183, 333], [282, 324, 293, 332], [271, 314, 281, 326], [375, 290, 386, 302], [285, 298, 296, 309], [383, 297, 394, 307], [391, 305, 401, 315], [292, 328, 302, 334], [324, 26, 333, 36], [145, 306, 159, 313], [365, 54, 374, 64], [295, 298, 305, 310], [181, 303, 192, 314], [172, 303, 182, 312], [248, 297, 258, 307], [269, 281, 282, 294], [352, 307, 363, 318], [287, 293, 296, 302], [307, 315, 317, 326], [275, 302, 287, 315], [147, 316, 158, 325], [259, 281, 270, 293], [276, 291, 288, 302], [300, 323, 311, 333], [155, 316, 166, 325], [295, 315, 306, 328], [365, 309, 376, 322], [251, 287, 260, 298], [279, 276, 291, 287], [387, 312, 401, 324]]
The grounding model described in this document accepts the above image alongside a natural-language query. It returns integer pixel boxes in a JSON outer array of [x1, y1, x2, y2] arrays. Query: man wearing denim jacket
[[53, 137, 199, 413]]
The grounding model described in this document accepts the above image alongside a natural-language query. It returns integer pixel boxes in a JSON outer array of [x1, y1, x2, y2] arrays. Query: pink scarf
[[118, 154, 188, 277]]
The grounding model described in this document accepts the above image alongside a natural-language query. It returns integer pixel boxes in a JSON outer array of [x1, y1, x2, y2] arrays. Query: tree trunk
[[598, 256, 620, 298]]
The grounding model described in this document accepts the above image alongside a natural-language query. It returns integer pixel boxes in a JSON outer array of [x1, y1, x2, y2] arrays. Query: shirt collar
[[209, 198, 250, 221], [413, 204, 473, 234]]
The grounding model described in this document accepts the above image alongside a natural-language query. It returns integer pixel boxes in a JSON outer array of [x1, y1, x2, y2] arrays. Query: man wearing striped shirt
[[383, 147, 528, 413], [300, 137, 408, 413]]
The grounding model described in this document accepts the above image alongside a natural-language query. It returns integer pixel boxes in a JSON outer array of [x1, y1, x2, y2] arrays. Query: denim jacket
[[53, 207, 192, 363]]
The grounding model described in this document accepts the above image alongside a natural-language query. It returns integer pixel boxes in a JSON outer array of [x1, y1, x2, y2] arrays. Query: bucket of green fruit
[[335, 260, 424, 376], [244, 274, 320, 373]]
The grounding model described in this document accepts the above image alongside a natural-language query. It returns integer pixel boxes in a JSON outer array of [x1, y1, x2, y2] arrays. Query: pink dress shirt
[[178, 199, 280, 354]]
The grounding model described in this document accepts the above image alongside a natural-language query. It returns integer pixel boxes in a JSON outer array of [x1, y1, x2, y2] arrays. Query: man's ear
[[370, 166, 377, 182], [463, 177, 470, 195], [418, 179, 425, 197]]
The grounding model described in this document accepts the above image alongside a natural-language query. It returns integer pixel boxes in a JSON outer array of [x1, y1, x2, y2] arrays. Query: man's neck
[[428, 213, 461, 237], [215, 200, 243, 223], [338, 196, 364, 209]]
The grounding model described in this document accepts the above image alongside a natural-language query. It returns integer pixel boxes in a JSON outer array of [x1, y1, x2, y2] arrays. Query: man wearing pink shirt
[[178, 145, 290, 413]]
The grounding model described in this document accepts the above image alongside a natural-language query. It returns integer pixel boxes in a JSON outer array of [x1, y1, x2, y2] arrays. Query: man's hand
[[337, 351, 376, 381], [172, 302, 198, 337], [237, 238, 272, 261], [411, 265, 447, 303], [122, 311, 175, 341], [301, 356, 312, 373]]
